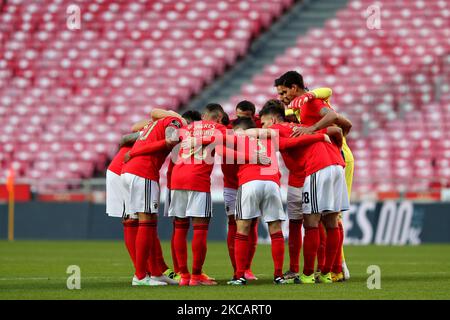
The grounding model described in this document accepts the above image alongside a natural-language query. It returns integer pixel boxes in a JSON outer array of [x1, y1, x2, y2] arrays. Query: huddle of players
[[106, 71, 353, 286]]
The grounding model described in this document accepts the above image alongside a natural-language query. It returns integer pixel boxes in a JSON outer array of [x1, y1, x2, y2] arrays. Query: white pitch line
[[0, 276, 132, 281]]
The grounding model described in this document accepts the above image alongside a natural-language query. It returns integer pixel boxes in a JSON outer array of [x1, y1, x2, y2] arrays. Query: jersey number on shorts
[[302, 192, 310, 204]]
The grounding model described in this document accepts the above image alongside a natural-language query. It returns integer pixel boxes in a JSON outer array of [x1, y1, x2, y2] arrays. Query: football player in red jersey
[[258, 100, 306, 281], [107, 119, 178, 283], [275, 71, 353, 282], [221, 102, 260, 281], [168, 103, 228, 286], [106, 128, 142, 272], [270, 77, 350, 284], [163, 110, 202, 280], [258, 102, 345, 283], [121, 115, 183, 286], [227, 116, 329, 285]]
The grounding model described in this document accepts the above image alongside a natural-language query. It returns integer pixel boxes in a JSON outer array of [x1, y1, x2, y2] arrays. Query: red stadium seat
[[224, 0, 450, 195]]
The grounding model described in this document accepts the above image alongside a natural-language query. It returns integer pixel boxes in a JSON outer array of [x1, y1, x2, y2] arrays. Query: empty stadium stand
[[1, 0, 449, 199], [0, 0, 295, 192], [216, 0, 450, 199]]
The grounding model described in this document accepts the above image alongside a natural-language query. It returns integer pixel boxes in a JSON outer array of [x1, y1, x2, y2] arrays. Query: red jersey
[[237, 135, 281, 187], [290, 97, 329, 126], [122, 116, 183, 180], [291, 98, 345, 173], [299, 128, 345, 177], [270, 123, 305, 188], [108, 146, 131, 175], [221, 163, 239, 189], [171, 120, 227, 192], [223, 115, 261, 187]]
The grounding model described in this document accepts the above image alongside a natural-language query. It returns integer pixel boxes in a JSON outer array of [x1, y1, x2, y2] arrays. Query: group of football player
[[106, 70, 354, 286]]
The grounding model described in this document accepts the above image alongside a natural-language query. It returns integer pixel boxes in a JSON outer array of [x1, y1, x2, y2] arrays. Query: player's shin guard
[[123, 219, 138, 269], [317, 223, 327, 272], [135, 221, 157, 280], [174, 219, 190, 276], [227, 220, 237, 273], [288, 219, 303, 273], [192, 223, 209, 275], [171, 220, 179, 273], [303, 227, 320, 276], [322, 227, 340, 274], [270, 231, 284, 278], [245, 219, 258, 270], [332, 222, 344, 274], [234, 233, 249, 279]]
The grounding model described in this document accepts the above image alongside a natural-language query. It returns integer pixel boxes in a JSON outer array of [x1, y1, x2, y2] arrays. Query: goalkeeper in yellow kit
[[280, 81, 353, 282]]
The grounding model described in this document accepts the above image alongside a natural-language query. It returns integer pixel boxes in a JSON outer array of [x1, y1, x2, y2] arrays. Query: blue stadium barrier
[[1, 201, 449, 244]]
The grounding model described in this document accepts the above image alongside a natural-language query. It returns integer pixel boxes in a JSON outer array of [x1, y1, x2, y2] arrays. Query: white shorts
[[106, 170, 126, 218], [302, 165, 350, 215], [287, 185, 303, 220], [223, 187, 237, 216], [163, 188, 171, 217], [121, 173, 160, 215], [168, 190, 212, 218], [235, 180, 286, 223]]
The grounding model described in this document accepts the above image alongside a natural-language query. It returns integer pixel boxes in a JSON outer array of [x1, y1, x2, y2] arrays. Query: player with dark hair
[[227, 114, 330, 285], [181, 110, 202, 124], [221, 102, 260, 281], [235, 100, 256, 118], [259, 102, 303, 281], [275, 70, 354, 282], [108, 116, 182, 285], [234, 100, 262, 127], [168, 104, 228, 286], [121, 114, 183, 286]]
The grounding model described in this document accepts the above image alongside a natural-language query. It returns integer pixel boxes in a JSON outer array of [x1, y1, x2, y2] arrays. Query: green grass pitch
[[1, 241, 449, 300]]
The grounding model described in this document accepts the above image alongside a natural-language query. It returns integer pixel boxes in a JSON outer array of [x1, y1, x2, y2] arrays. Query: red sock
[[288, 219, 302, 273], [154, 235, 169, 273], [171, 220, 179, 273], [192, 223, 209, 275], [174, 219, 190, 276], [135, 221, 157, 280], [227, 220, 237, 273], [317, 223, 327, 272], [245, 219, 258, 270], [332, 222, 344, 274], [322, 227, 340, 274], [123, 219, 138, 269], [270, 231, 284, 278], [303, 227, 320, 276], [149, 223, 162, 277], [234, 233, 249, 279]]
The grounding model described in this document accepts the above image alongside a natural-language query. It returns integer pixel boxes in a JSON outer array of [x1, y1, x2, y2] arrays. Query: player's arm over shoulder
[[118, 132, 140, 148], [314, 105, 352, 136], [326, 126, 343, 148]]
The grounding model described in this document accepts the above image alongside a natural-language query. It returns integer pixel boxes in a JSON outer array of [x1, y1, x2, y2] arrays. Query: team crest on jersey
[[153, 201, 158, 210], [171, 120, 182, 128]]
